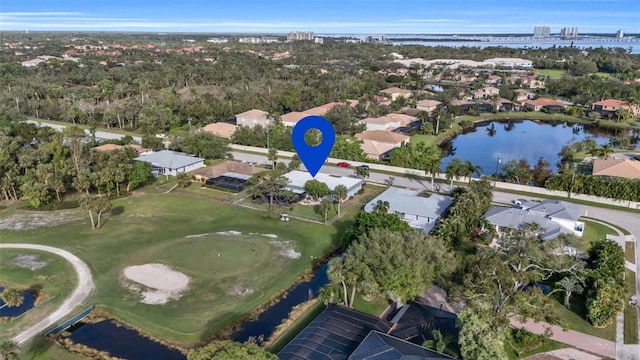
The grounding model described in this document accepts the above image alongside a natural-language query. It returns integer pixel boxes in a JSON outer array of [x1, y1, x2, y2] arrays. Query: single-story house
[[522, 98, 567, 112], [416, 99, 442, 113], [281, 111, 309, 127], [304, 100, 358, 116], [355, 130, 410, 147], [385, 113, 419, 127], [592, 158, 640, 179], [359, 116, 400, 131], [134, 150, 205, 176], [380, 87, 413, 101], [282, 170, 364, 200], [484, 74, 502, 85], [364, 187, 454, 233], [235, 109, 270, 128], [192, 160, 262, 182], [360, 139, 398, 161], [199, 122, 237, 138], [278, 303, 456, 360], [484, 199, 584, 240], [484, 98, 521, 112], [591, 99, 639, 116], [519, 75, 545, 89], [450, 99, 493, 114]]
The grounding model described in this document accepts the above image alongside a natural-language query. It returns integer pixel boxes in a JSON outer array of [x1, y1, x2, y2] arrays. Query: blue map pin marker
[[291, 115, 336, 177]]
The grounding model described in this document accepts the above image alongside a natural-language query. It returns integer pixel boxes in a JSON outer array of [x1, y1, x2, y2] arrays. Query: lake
[[439, 120, 638, 175]]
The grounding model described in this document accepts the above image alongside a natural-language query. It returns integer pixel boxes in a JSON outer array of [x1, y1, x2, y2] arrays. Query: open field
[[0, 188, 345, 346], [0, 249, 78, 340], [534, 69, 567, 79]]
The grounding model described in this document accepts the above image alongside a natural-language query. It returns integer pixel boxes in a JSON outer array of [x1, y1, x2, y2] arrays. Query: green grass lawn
[[550, 296, 616, 341], [0, 189, 344, 346], [534, 69, 567, 79], [626, 242, 636, 264], [0, 249, 78, 341], [351, 295, 390, 317], [624, 269, 638, 344], [410, 134, 438, 147], [581, 220, 616, 246], [580, 217, 632, 236]]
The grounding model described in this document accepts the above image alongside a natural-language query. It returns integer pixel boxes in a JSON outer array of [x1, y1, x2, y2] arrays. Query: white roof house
[[283, 170, 364, 199], [134, 150, 205, 176], [484, 199, 584, 240], [364, 187, 454, 233]]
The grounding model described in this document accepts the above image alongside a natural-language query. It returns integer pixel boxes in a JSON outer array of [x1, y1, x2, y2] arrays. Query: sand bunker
[[270, 241, 301, 259], [12, 255, 48, 270], [123, 264, 190, 305]]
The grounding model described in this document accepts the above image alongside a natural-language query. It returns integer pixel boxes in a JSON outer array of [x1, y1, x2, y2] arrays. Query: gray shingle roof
[[521, 200, 581, 221], [364, 187, 453, 220], [133, 150, 204, 170], [349, 331, 453, 360]]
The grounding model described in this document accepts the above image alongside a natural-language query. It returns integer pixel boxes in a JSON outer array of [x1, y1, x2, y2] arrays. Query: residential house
[[359, 139, 398, 160], [484, 199, 585, 240], [592, 158, 640, 180], [355, 130, 410, 148], [281, 111, 309, 127], [364, 187, 454, 233], [416, 99, 442, 113], [199, 122, 237, 139], [283, 170, 364, 200], [515, 89, 536, 102], [235, 109, 270, 128], [523, 98, 567, 112], [484, 98, 521, 112], [471, 86, 500, 100], [380, 87, 413, 101], [278, 303, 457, 360], [386, 113, 419, 127], [372, 95, 392, 105], [592, 99, 639, 116], [484, 74, 502, 85], [450, 99, 493, 114], [520, 75, 546, 89], [483, 57, 533, 68], [133, 150, 205, 176], [192, 160, 262, 192], [358, 116, 401, 131]]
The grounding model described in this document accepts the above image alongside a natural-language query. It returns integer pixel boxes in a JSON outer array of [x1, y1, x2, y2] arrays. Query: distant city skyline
[[1, 0, 639, 34]]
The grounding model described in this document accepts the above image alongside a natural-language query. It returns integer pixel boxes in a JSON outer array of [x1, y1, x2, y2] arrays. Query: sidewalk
[[510, 318, 615, 359]]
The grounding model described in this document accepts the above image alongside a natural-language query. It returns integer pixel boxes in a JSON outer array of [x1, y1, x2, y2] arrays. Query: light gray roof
[[364, 187, 453, 220], [484, 205, 577, 240], [520, 200, 582, 221], [134, 150, 204, 170], [283, 170, 364, 192]]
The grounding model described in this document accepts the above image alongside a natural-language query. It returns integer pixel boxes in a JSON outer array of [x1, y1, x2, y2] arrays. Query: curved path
[[0, 244, 95, 345]]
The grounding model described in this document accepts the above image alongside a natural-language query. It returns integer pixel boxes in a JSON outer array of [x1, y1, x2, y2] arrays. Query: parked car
[[337, 162, 352, 168], [513, 198, 528, 206], [357, 165, 370, 170]]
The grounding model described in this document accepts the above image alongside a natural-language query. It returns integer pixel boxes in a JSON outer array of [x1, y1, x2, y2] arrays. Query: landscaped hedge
[[545, 172, 640, 202]]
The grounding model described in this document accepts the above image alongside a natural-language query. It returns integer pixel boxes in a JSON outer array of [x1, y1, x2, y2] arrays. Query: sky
[[1, 0, 639, 34]]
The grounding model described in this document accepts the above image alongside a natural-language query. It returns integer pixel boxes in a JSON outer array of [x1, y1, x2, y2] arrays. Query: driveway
[[0, 244, 95, 345]]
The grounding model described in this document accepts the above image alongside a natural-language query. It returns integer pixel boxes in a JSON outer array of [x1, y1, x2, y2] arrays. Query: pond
[[440, 120, 638, 176], [68, 320, 186, 360], [232, 262, 329, 343], [0, 287, 36, 318]]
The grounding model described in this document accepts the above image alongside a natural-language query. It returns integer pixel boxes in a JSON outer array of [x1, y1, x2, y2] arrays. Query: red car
[[337, 162, 352, 168]]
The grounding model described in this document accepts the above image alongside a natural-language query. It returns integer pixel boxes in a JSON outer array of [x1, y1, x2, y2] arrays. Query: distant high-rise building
[[561, 27, 569, 36], [287, 31, 315, 42], [571, 27, 578, 37], [617, 30, 625, 38], [533, 26, 550, 38]]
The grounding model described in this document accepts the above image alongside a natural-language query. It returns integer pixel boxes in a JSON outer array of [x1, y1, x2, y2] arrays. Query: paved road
[[0, 244, 95, 345], [26, 119, 142, 143]]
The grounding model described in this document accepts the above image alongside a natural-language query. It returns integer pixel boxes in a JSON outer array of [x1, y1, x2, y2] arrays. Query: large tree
[[79, 195, 112, 230], [343, 229, 455, 304], [304, 180, 330, 200], [170, 131, 229, 159], [187, 341, 277, 360], [247, 170, 290, 211], [333, 184, 348, 216], [342, 210, 413, 245], [458, 306, 509, 360], [0, 340, 20, 360]]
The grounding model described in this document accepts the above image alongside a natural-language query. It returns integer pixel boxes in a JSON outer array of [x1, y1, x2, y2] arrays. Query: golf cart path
[[0, 244, 95, 345]]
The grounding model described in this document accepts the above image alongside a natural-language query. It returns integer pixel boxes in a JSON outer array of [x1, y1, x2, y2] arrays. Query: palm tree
[[0, 340, 20, 360], [80, 195, 112, 230], [445, 158, 465, 190], [422, 329, 457, 357], [373, 200, 390, 214], [598, 144, 613, 159], [462, 161, 483, 185], [327, 257, 349, 306], [333, 185, 348, 216], [553, 277, 584, 307], [319, 198, 333, 223], [267, 148, 278, 169], [424, 153, 442, 190], [486, 123, 497, 136], [1, 288, 24, 308], [354, 167, 370, 179], [176, 172, 192, 188]]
